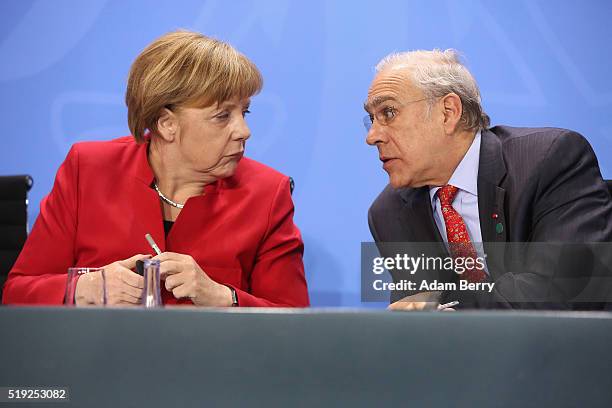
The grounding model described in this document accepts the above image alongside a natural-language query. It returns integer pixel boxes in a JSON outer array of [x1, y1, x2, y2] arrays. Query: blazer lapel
[[478, 129, 507, 279], [398, 187, 442, 243], [129, 140, 166, 253], [397, 187, 456, 285]]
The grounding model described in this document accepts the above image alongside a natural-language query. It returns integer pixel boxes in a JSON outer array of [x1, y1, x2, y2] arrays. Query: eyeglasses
[[363, 97, 429, 132]]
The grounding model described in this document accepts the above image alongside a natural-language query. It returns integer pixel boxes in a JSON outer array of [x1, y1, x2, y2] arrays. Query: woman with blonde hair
[[3, 30, 309, 307]]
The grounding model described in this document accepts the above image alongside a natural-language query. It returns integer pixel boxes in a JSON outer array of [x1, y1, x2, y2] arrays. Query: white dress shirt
[[429, 131, 488, 273]]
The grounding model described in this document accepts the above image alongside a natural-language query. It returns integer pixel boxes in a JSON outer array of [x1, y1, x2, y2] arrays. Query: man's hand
[[388, 291, 456, 311], [388, 299, 438, 311]]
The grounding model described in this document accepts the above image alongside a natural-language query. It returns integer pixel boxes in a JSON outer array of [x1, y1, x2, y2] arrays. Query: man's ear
[[441, 93, 463, 135], [156, 107, 178, 142]]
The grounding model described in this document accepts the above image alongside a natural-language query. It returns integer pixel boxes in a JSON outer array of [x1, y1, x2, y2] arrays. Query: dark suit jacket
[[368, 126, 612, 309]]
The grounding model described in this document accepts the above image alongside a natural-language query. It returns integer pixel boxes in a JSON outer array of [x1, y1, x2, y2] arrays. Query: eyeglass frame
[[363, 97, 431, 132]]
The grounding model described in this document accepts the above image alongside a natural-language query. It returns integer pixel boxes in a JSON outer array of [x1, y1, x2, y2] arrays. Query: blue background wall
[[1, 0, 610, 307]]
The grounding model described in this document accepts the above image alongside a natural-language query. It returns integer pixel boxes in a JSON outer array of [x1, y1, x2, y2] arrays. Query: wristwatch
[[228, 286, 239, 307]]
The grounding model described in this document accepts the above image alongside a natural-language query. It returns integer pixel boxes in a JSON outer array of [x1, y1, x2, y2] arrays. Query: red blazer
[[2, 137, 309, 307]]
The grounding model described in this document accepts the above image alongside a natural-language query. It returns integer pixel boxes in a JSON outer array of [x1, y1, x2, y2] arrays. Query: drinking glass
[[64, 267, 106, 305], [142, 259, 162, 307]]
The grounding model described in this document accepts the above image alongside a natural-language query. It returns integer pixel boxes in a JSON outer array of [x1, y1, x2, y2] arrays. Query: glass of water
[[64, 267, 106, 305], [142, 259, 162, 307]]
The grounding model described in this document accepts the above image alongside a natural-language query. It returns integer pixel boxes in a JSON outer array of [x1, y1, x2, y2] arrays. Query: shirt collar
[[429, 130, 481, 206]]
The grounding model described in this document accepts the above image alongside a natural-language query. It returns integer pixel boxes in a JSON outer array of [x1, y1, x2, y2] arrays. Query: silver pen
[[144, 233, 162, 255], [438, 300, 459, 310]]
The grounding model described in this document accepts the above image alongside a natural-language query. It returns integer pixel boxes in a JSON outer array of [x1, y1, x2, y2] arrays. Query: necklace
[[153, 183, 184, 209]]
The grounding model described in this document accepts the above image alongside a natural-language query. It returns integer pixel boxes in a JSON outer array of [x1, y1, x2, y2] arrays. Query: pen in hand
[[437, 300, 459, 311], [144, 233, 162, 256]]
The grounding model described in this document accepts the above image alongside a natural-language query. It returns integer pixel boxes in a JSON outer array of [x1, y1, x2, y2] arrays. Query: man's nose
[[366, 123, 384, 146]]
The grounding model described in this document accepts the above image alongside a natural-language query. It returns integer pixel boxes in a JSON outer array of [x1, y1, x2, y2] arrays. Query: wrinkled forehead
[[365, 67, 420, 111]]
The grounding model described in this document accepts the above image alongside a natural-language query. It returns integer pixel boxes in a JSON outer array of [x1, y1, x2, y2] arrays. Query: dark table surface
[[1, 307, 611, 407]]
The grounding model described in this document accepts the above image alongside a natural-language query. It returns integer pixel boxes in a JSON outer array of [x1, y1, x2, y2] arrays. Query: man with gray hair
[[365, 49, 612, 310]]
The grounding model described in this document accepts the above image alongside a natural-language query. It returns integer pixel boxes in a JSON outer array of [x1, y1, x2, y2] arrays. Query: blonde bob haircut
[[126, 30, 263, 142]]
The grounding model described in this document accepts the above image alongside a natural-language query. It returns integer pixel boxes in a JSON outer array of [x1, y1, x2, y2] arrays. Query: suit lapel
[[131, 180, 166, 252], [397, 187, 456, 285], [478, 129, 507, 279], [130, 140, 166, 252], [399, 187, 447, 249]]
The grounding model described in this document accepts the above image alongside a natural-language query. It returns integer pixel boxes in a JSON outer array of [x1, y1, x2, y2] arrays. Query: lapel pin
[[495, 222, 504, 234], [491, 212, 498, 219]]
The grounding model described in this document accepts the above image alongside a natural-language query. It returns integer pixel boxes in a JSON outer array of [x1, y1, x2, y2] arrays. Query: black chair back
[[0, 175, 33, 299]]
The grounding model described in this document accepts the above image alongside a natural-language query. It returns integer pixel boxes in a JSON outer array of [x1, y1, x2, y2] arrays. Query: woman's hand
[[152, 252, 233, 307], [74, 254, 149, 306]]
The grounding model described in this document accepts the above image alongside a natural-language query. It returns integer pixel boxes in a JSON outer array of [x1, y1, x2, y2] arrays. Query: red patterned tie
[[437, 185, 487, 283]]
